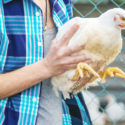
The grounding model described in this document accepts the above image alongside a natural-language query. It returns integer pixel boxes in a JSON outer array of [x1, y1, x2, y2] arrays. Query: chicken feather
[[51, 8, 125, 98]]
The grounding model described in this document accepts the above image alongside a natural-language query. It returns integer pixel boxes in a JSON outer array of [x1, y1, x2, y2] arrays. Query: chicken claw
[[72, 62, 99, 80], [99, 67, 125, 82]]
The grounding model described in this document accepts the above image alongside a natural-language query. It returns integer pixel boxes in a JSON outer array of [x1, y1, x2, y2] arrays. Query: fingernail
[[87, 60, 93, 64], [77, 44, 85, 49], [74, 24, 80, 29], [81, 44, 86, 48]]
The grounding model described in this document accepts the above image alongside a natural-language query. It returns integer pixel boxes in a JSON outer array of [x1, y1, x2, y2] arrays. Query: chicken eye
[[121, 17, 125, 21]]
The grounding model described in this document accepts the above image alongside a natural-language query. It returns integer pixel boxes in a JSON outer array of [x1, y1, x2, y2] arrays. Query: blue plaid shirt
[[0, 0, 92, 125]]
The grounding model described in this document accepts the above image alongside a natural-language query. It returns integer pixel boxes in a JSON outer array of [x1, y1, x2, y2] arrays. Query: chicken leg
[[72, 62, 99, 80], [99, 67, 125, 82]]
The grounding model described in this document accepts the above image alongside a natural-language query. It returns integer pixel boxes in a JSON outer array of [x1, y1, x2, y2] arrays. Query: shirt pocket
[[5, 16, 25, 35]]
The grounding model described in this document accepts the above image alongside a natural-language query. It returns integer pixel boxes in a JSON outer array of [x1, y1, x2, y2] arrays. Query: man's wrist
[[39, 59, 53, 79]]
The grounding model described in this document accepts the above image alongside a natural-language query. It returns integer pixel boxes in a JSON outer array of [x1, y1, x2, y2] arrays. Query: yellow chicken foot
[[99, 67, 125, 82], [72, 62, 99, 80]]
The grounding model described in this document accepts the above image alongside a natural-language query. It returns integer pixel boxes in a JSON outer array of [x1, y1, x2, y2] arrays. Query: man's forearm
[[0, 60, 51, 99], [0, 24, 91, 99]]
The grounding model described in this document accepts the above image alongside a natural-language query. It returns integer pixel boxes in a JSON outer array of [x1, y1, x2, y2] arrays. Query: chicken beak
[[119, 23, 125, 28]]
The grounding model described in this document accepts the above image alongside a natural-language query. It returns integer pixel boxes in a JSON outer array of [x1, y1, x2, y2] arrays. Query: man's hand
[[42, 24, 92, 77], [0, 24, 92, 99]]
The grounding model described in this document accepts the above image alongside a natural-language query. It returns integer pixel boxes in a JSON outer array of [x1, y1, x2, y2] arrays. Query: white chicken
[[105, 95, 125, 122], [82, 91, 106, 125], [51, 8, 125, 98]]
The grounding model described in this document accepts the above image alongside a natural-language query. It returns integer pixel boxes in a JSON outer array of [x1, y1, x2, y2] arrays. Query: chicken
[[104, 95, 125, 122], [82, 91, 106, 125], [51, 8, 125, 98]]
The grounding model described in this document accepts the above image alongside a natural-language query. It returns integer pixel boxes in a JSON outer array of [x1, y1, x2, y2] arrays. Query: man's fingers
[[56, 44, 85, 58], [85, 59, 93, 64], [63, 59, 92, 70], [64, 44, 85, 56], [64, 64, 77, 70], [60, 55, 92, 65], [58, 24, 80, 46]]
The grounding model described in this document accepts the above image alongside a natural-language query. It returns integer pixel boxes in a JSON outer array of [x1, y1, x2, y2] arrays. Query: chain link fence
[[71, 0, 125, 125]]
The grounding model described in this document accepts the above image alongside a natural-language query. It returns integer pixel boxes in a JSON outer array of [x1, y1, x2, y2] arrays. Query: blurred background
[[71, 0, 125, 125]]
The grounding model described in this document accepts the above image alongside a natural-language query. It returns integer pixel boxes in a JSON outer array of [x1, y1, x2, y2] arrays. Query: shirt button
[[33, 97, 37, 102], [36, 12, 40, 17], [38, 42, 42, 46]]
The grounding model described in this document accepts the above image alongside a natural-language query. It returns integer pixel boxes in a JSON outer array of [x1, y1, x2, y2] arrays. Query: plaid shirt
[[0, 0, 92, 125]]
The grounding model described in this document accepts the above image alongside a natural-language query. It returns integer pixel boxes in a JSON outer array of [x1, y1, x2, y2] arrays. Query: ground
[[106, 121, 125, 125]]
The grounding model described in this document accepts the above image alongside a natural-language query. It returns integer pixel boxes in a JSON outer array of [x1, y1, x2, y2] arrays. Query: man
[[0, 0, 92, 125]]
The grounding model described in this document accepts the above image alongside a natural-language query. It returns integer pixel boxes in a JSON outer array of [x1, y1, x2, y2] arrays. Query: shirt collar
[[3, 0, 55, 11], [3, 0, 13, 4], [3, 0, 32, 4]]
